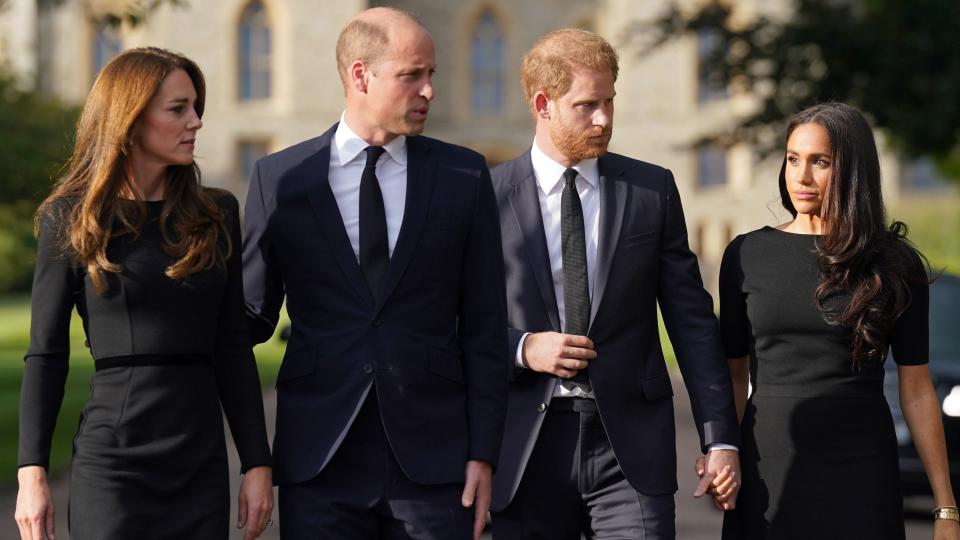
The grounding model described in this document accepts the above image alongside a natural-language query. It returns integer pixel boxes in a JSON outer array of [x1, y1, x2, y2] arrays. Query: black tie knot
[[563, 168, 578, 189], [365, 146, 386, 168]]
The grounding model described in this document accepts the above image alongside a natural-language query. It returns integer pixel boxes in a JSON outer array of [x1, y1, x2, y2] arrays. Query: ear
[[349, 60, 368, 94], [534, 92, 551, 120]]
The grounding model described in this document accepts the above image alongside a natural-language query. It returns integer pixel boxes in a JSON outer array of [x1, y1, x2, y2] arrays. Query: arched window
[[92, 22, 122, 81], [471, 9, 504, 114], [238, 0, 271, 100]]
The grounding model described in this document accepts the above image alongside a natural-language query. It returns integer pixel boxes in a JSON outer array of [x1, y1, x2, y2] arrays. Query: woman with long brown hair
[[14, 47, 274, 539], [713, 102, 958, 538]]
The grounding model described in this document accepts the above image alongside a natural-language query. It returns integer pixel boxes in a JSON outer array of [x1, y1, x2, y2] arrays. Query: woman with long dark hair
[[14, 47, 273, 539], [714, 103, 958, 538]]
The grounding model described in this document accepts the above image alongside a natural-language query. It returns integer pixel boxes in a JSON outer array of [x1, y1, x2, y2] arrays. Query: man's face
[[364, 25, 436, 139], [548, 67, 615, 161]]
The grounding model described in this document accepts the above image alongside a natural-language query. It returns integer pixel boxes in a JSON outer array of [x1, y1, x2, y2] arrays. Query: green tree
[[0, 72, 77, 292], [627, 0, 960, 179]]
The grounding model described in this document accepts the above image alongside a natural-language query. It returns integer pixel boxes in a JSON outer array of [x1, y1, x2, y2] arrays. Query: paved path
[[0, 371, 936, 538]]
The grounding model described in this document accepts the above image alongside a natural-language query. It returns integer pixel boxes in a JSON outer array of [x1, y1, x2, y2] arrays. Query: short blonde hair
[[520, 29, 619, 112], [335, 8, 422, 85]]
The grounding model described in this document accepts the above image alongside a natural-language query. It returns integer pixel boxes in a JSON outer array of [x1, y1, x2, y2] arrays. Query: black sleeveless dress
[[19, 195, 271, 539], [718, 227, 928, 540]]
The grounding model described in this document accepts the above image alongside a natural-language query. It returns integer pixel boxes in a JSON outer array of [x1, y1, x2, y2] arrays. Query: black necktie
[[561, 168, 591, 383], [359, 146, 388, 298]]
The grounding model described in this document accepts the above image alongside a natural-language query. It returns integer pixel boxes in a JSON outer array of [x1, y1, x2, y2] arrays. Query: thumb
[[461, 474, 477, 508], [693, 470, 712, 498], [237, 491, 248, 529]]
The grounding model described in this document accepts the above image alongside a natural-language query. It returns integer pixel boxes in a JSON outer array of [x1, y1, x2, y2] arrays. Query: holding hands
[[693, 449, 741, 511]]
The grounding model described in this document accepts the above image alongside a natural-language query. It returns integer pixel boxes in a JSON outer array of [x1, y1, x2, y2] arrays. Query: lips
[[793, 191, 817, 200]]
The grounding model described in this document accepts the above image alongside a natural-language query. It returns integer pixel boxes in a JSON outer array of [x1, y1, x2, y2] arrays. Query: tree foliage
[[0, 72, 78, 292], [625, 0, 960, 179]]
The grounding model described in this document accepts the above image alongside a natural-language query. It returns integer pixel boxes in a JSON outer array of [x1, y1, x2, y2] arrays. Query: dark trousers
[[278, 390, 472, 540], [492, 399, 675, 540]]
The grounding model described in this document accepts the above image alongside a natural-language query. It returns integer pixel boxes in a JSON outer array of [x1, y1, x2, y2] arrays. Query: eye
[[170, 105, 185, 113], [787, 156, 799, 165], [815, 158, 831, 167]]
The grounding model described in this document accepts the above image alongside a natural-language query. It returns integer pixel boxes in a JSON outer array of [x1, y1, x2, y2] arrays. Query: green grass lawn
[[0, 295, 288, 487]]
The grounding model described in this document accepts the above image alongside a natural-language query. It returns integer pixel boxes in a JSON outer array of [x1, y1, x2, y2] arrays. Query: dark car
[[884, 273, 960, 498]]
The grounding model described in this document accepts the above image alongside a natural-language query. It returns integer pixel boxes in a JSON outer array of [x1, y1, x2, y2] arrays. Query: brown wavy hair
[[35, 47, 229, 293], [778, 102, 928, 368]]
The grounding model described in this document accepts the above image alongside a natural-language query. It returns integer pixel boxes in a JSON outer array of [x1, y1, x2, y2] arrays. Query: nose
[[420, 79, 434, 101], [594, 105, 611, 129], [795, 162, 814, 185], [187, 109, 203, 131]]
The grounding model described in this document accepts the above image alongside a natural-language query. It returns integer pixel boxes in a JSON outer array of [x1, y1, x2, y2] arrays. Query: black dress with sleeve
[[718, 227, 928, 540], [18, 194, 271, 539]]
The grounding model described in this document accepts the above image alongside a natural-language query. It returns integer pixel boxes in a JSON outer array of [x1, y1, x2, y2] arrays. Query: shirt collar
[[531, 137, 599, 195], [335, 112, 407, 167]]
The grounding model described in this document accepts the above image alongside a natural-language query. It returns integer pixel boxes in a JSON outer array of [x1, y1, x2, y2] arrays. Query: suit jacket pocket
[[423, 219, 468, 232], [428, 348, 464, 384], [640, 374, 674, 400], [276, 349, 319, 384], [620, 230, 657, 248]]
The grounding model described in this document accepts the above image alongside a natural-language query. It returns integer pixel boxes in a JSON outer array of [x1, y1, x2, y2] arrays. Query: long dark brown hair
[[778, 102, 927, 368], [36, 47, 229, 293]]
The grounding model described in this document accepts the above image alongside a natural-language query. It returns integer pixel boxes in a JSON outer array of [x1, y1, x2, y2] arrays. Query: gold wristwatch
[[933, 506, 960, 522]]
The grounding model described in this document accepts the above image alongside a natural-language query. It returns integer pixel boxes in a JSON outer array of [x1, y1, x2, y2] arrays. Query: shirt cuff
[[515, 332, 530, 368], [707, 443, 739, 452]]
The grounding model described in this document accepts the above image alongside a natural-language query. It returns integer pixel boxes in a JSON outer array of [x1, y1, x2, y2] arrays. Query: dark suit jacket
[[490, 150, 740, 510], [242, 123, 508, 486]]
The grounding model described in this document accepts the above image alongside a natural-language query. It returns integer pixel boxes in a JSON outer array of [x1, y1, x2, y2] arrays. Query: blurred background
[[0, 0, 957, 536]]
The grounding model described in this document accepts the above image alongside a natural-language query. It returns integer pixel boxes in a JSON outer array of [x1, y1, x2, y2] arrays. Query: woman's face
[[130, 68, 202, 168], [785, 122, 833, 218]]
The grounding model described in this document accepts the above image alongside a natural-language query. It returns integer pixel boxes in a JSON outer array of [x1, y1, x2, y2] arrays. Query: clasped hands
[[694, 450, 740, 511]]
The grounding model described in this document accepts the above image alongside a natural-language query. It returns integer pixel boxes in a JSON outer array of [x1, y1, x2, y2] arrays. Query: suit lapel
[[590, 154, 627, 328], [376, 136, 436, 312], [508, 153, 561, 332], [304, 124, 376, 307]]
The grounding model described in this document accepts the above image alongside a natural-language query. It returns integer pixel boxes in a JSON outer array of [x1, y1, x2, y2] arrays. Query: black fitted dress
[[718, 227, 928, 540], [18, 195, 271, 539]]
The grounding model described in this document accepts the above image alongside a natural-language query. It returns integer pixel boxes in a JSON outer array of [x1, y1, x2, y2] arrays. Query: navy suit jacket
[[490, 151, 740, 509], [242, 124, 508, 486]]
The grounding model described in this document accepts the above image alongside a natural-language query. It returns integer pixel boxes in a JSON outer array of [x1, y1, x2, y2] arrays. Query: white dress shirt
[[516, 138, 600, 398], [329, 114, 407, 260]]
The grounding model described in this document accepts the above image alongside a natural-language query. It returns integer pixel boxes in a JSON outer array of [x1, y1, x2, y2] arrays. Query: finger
[[238, 495, 248, 529], [554, 368, 577, 379], [713, 471, 737, 496], [694, 456, 705, 476], [693, 471, 712, 497], [45, 505, 56, 540], [711, 468, 731, 488], [31, 518, 43, 540], [558, 358, 589, 371], [562, 346, 598, 360], [563, 334, 595, 349], [473, 506, 485, 540]]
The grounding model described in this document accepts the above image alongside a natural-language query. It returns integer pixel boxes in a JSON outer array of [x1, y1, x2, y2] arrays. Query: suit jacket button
[[363, 364, 374, 374], [536, 403, 546, 413]]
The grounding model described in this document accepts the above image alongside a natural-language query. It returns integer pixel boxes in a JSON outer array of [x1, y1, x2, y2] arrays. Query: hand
[[522, 332, 596, 378], [693, 449, 741, 511], [934, 517, 960, 540], [15, 466, 55, 540], [461, 460, 492, 540], [237, 466, 274, 540]]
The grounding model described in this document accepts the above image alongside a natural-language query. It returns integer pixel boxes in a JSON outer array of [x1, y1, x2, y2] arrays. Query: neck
[[534, 125, 578, 169], [785, 213, 824, 235], [343, 108, 398, 147], [125, 156, 167, 201]]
